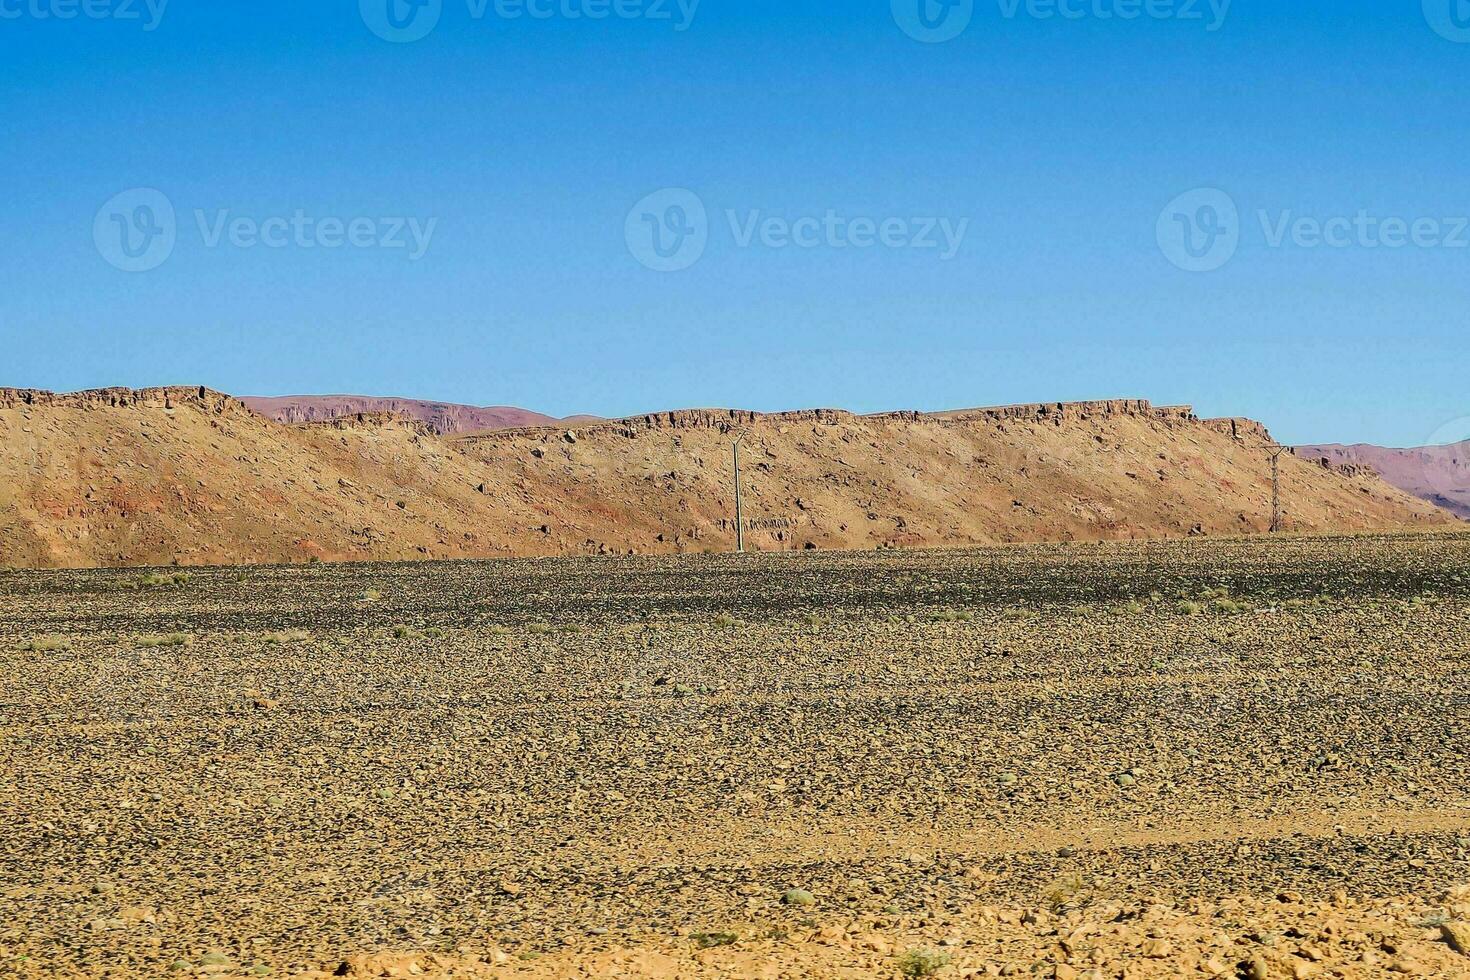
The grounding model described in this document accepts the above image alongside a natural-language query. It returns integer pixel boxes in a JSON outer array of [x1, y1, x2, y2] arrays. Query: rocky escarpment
[[0, 386, 243, 415], [921, 399, 1196, 424], [300, 412, 437, 437], [0, 388, 1453, 568], [460, 407, 852, 445], [463, 400, 1206, 446]]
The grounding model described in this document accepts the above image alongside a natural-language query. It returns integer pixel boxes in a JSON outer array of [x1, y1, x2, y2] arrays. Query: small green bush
[[1041, 871, 1088, 911], [19, 636, 71, 652], [896, 947, 951, 978], [691, 932, 738, 949], [126, 572, 192, 589], [136, 633, 192, 648]]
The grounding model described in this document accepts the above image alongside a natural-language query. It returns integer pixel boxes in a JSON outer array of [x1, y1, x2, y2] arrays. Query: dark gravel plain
[[1, 532, 1468, 977]]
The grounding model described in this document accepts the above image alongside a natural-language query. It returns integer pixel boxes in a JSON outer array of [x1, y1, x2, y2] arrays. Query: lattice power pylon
[[1266, 444, 1290, 533]]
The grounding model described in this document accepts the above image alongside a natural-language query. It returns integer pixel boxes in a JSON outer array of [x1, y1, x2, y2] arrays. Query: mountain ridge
[[1296, 439, 1470, 520], [0, 386, 1454, 568], [240, 393, 600, 435]]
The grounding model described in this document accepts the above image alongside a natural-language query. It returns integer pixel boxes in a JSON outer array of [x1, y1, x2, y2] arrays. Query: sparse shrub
[[896, 947, 951, 978], [713, 613, 738, 628], [1041, 872, 1088, 911], [1212, 597, 1246, 614], [928, 608, 972, 623], [263, 630, 311, 645], [526, 623, 553, 635], [1118, 600, 1146, 615], [805, 613, 826, 627], [1176, 600, 1203, 616], [1067, 604, 1096, 617], [136, 633, 192, 648], [361, 588, 383, 603], [126, 572, 192, 590], [391, 624, 420, 640], [1002, 607, 1035, 621], [691, 932, 738, 949], [19, 636, 71, 652]]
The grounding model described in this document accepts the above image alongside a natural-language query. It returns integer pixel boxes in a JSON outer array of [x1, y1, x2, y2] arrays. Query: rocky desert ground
[[3, 532, 1470, 978]]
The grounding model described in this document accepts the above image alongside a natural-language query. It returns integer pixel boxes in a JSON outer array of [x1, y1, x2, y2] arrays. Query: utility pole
[[732, 431, 747, 554], [1266, 444, 1289, 533]]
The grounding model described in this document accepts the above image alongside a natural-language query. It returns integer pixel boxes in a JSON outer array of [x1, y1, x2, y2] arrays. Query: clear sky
[[2, 0, 1468, 447]]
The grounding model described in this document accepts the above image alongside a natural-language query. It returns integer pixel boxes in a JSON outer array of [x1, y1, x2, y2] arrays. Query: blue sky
[[2, 0, 1468, 446]]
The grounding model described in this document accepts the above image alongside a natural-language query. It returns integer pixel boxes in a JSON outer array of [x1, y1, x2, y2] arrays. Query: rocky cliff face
[[0, 388, 1453, 568], [0, 386, 242, 414], [925, 399, 1196, 424]]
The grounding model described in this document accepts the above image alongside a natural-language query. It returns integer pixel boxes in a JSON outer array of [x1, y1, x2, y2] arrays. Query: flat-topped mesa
[[0, 386, 243, 415], [607, 408, 849, 436], [302, 411, 436, 437], [462, 400, 1205, 444], [459, 407, 853, 445], [908, 399, 1197, 425]]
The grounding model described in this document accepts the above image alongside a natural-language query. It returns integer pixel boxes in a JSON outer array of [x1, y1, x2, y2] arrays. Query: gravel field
[[2, 532, 1470, 978]]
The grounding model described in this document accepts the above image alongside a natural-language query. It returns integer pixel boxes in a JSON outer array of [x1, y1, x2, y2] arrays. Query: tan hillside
[[0, 387, 1452, 568]]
